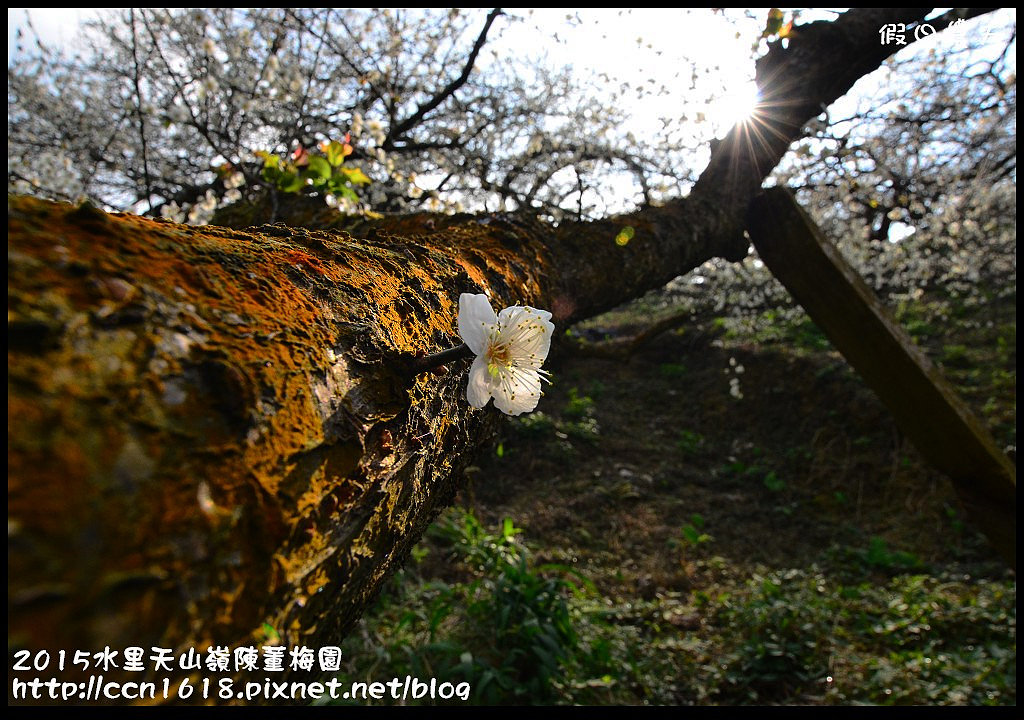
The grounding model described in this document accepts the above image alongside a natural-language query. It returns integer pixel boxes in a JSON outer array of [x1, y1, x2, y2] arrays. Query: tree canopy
[[10, 9, 1011, 228], [9, 8, 711, 220]]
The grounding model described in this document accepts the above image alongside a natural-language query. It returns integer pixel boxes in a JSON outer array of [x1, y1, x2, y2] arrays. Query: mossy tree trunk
[[8, 7, 981, 695]]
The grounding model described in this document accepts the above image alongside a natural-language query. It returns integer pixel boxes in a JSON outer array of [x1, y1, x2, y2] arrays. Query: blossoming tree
[[7, 7, 1011, 695]]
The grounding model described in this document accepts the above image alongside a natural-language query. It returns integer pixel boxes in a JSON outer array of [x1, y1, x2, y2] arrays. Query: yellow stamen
[[486, 339, 512, 376]]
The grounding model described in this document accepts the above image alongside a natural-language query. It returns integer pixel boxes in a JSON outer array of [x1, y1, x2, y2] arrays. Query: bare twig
[[567, 309, 694, 360], [388, 8, 503, 142], [129, 9, 153, 212]]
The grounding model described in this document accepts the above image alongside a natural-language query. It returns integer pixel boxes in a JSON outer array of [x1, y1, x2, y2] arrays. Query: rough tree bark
[[8, 8, 991, 699]]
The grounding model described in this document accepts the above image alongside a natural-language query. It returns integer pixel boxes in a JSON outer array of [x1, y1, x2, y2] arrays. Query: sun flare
[[716, 82, 761, 127]]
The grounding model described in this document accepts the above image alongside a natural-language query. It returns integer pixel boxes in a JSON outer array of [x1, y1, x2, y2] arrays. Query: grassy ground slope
[[332, 287, 1016, 705]]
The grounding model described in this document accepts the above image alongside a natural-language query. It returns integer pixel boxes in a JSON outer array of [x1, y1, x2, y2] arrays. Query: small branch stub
[[410, 343, 475, 375]]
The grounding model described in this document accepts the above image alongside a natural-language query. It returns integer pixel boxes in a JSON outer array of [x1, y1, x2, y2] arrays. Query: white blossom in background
[[726, 356, 744, 399], [457, 293, 554, 416], [729, 377, 744, 400], [160, 201, 185, 222], [169, 104, 190, 123], [326, 192, 360, 212], [367, 119, 386, 146], [186, 189, 219, 225], [224, 171, 245, 190]]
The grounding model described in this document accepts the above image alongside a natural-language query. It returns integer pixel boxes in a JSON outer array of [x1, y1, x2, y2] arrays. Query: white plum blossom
[[224, 171, 245, 190], [199, 189, 218, 211], [185, 189, 219, 225], [457, 293, 554, 416], [367, 119, 386, 146], [161, 201, 185, 222]]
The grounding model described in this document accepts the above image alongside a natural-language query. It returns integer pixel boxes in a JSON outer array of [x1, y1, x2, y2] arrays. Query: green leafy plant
[[711, 570, 834, 703], [940, 343, 971, 368], [677, 429, 705, 457], [703, 568, 1015, 705], [859, 537, 924, 572], [680, 513, 711, 549], [559, 387, 600, 441], [256, 134, 370, 200], [332, 510, 594, 705], [763, 470, 786, 493], [564, 387, 595, 420]]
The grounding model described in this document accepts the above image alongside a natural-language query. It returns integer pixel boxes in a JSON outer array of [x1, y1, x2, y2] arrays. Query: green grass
[[331, 509, 1016, 705]]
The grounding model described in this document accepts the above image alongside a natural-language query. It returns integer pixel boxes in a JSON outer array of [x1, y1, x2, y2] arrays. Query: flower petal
[[492, 365, 543, 416], [497, 304, 552, 325], [457, 293, 497, 356], [466, 354, 494, 409], [495, 304, 526, 327], [499, 306, 554, 369]]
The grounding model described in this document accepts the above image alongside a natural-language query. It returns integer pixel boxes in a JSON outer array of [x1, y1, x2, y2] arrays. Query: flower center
[[486, 341, 512, 376]]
